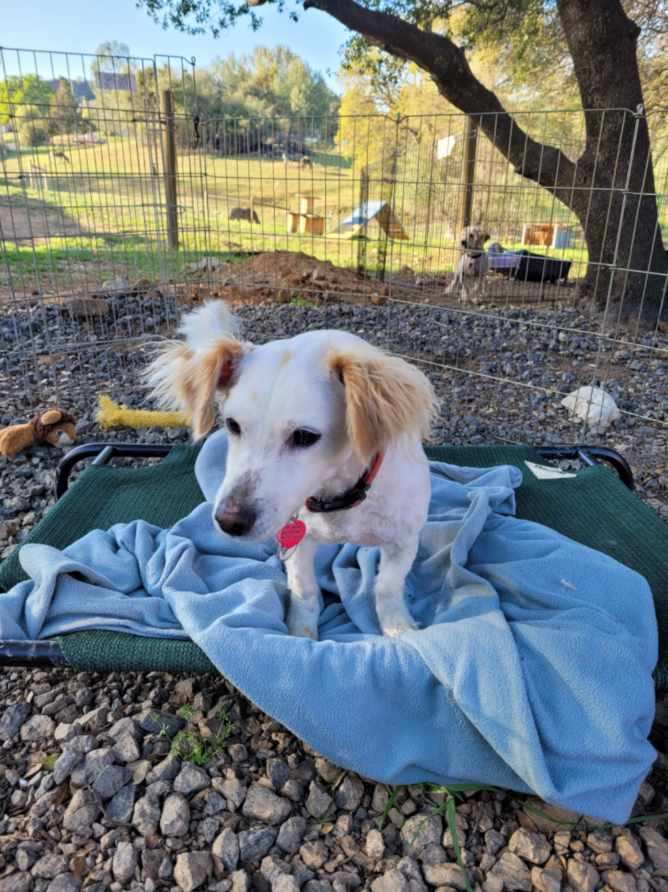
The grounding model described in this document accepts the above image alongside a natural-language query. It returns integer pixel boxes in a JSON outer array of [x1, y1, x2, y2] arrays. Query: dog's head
[[460, 226, 490, 251], [147, 304, 437, 541]]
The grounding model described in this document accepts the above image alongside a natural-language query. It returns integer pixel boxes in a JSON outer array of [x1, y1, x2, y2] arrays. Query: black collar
[[464, 249, 484, 258], [305, 453, 383, 514]]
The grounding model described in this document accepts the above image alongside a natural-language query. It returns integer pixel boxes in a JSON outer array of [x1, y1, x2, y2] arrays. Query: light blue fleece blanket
[[0, 431, 658, 821]]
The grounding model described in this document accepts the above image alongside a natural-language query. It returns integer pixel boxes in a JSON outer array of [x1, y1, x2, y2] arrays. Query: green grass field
[[0, 133, 616, 295]]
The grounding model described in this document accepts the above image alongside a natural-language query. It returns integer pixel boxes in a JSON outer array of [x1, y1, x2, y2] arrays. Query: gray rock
[[530, 866, 562, 892], [145, 779, 172, 799], [231, 870, 251, 892], [72, 747, 115, 786], [20, 714, 55, 742], [422, 863, 468, 889], [219, 776, 246, 810], [0, 872, 32, 892], [274, 876, 301, 892], [132, 794, 162, 836], [303, 883, 333, 892], [300, 841, 329, 869], [277, 816, 306, 854], [566, 859, 600, 892], [400, 813, 443, 857], [484, 829, 506, 855], [229, 743, 248, 762], [74, 705, 109, 732], [639, 826, 668, 869], [105, 783, 136, 824], [267, 757, 290, 790], [587, 831, 613, 854], [108, 716, 142, 739], [306, 781, 333, 819], [173, 763, 211, 795], [335, 775, 365, 812], [33, 854, 69, 879], [147, 753, 182, 784], [173, 852, 212, 892], [489, 852, 532, 891], [371, 869, 409, 892], [52, 748, 84, 784], [160, 792, 190, 836], [113, 733, 141, 764], [112, 840, 138, 884], [242, 783, 292, 825], [139, 709, 185, 738], [47, 874, 81, 892], [616, 833, 644, 869], [603, 870, 637, 892], [63, 788, 101, 835], [204, 791, 227, 815], [238, 827, 277, 863], [92, 764, 132, 799], [0, 702, 31, 740], [421, 843, 446, 866], [508, 828, 551, 865], [65, 734, 97, 754], [213, 827, 240, 873], [316, 757, 342, 783], [366, 828, 386, 861]]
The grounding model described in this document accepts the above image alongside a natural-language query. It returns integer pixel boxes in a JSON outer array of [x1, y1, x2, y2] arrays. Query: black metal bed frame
[[0, 442, 634, 669]]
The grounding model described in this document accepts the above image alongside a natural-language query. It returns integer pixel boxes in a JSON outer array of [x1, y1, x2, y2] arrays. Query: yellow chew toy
[[97, 394, 187, 430]]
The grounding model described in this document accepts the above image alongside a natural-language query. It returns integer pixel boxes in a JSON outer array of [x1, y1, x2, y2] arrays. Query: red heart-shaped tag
[[276, 519, 307, 550]]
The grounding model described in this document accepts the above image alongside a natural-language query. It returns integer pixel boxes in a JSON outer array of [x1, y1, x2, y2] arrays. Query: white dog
[[446, 226, 490, 301], [147, 302, 438, 640]]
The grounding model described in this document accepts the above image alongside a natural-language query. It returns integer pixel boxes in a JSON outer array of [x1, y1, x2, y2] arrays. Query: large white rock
[[561, 386, 620, 433]]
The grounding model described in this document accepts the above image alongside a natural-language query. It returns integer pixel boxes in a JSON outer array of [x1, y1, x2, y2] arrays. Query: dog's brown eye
[[226, 418, 241, 436], [289, 429, 321, 449]]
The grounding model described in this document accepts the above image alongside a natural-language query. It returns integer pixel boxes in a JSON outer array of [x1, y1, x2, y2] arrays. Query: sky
[[1, 0, 350, 89]]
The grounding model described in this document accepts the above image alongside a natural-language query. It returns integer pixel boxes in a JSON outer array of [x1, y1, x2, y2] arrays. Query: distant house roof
[[46, 79, 95, 102], [95, 71, 136, 92]]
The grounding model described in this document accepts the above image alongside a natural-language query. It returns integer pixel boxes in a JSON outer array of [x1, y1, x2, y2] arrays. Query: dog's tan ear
[[146, 337, 245, 439], [329, 346, 438, 460]]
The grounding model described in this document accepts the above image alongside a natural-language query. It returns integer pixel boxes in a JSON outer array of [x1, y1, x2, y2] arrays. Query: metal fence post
[[459, 116, 478, 231], [162, 88, 179, 250]]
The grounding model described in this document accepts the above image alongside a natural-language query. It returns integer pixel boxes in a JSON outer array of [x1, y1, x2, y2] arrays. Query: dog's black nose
[[215, 506, 256, 537]]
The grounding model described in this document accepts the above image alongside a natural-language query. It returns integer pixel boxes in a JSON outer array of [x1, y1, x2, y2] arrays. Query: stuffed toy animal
[[0, 408, 77, 459]]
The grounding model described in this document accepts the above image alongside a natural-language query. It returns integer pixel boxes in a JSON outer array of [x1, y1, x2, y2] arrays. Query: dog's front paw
[[377, 601, 417, 638], [286, 602, 320, 640]]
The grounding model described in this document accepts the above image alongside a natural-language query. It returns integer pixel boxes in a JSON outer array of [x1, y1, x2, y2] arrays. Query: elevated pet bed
[[0, 436, 664, 822]]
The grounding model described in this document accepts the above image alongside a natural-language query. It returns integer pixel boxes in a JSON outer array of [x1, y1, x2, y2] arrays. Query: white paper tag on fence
[[524, 460, 577, 480]]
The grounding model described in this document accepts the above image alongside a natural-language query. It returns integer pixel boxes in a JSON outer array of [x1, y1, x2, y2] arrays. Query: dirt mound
[[184, 251, 388, 305]]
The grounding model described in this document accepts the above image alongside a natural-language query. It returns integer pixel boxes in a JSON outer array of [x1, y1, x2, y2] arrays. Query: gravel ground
[[1, 297, 667, 891]]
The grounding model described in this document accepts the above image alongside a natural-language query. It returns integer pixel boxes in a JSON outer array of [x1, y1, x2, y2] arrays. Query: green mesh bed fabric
[[1, 443, 667, 688]]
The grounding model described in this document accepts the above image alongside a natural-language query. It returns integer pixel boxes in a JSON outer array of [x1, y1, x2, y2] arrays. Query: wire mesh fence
[[0, 46, 666, 485]]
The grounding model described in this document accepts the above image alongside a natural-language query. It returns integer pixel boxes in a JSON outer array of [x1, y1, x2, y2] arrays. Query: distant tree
[[0, 75, 54, 126], [49, 79, 83, 135], [91, 41, 132, 80], [16, 105, 50, 147], [210, 46, 339, 123]]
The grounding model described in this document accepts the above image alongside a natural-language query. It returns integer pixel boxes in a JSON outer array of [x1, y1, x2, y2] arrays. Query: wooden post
[[459, 116, 478, 233], [357, 166, 369, 277], [377, 118, 400, 283], [162, 89, 179, 250]]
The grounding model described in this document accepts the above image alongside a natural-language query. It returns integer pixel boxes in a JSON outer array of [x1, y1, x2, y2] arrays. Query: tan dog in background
[[447, 226, 490, 301]]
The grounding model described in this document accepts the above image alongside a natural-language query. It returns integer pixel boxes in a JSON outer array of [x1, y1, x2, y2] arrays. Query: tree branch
[[303, 0, 578, 198]]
